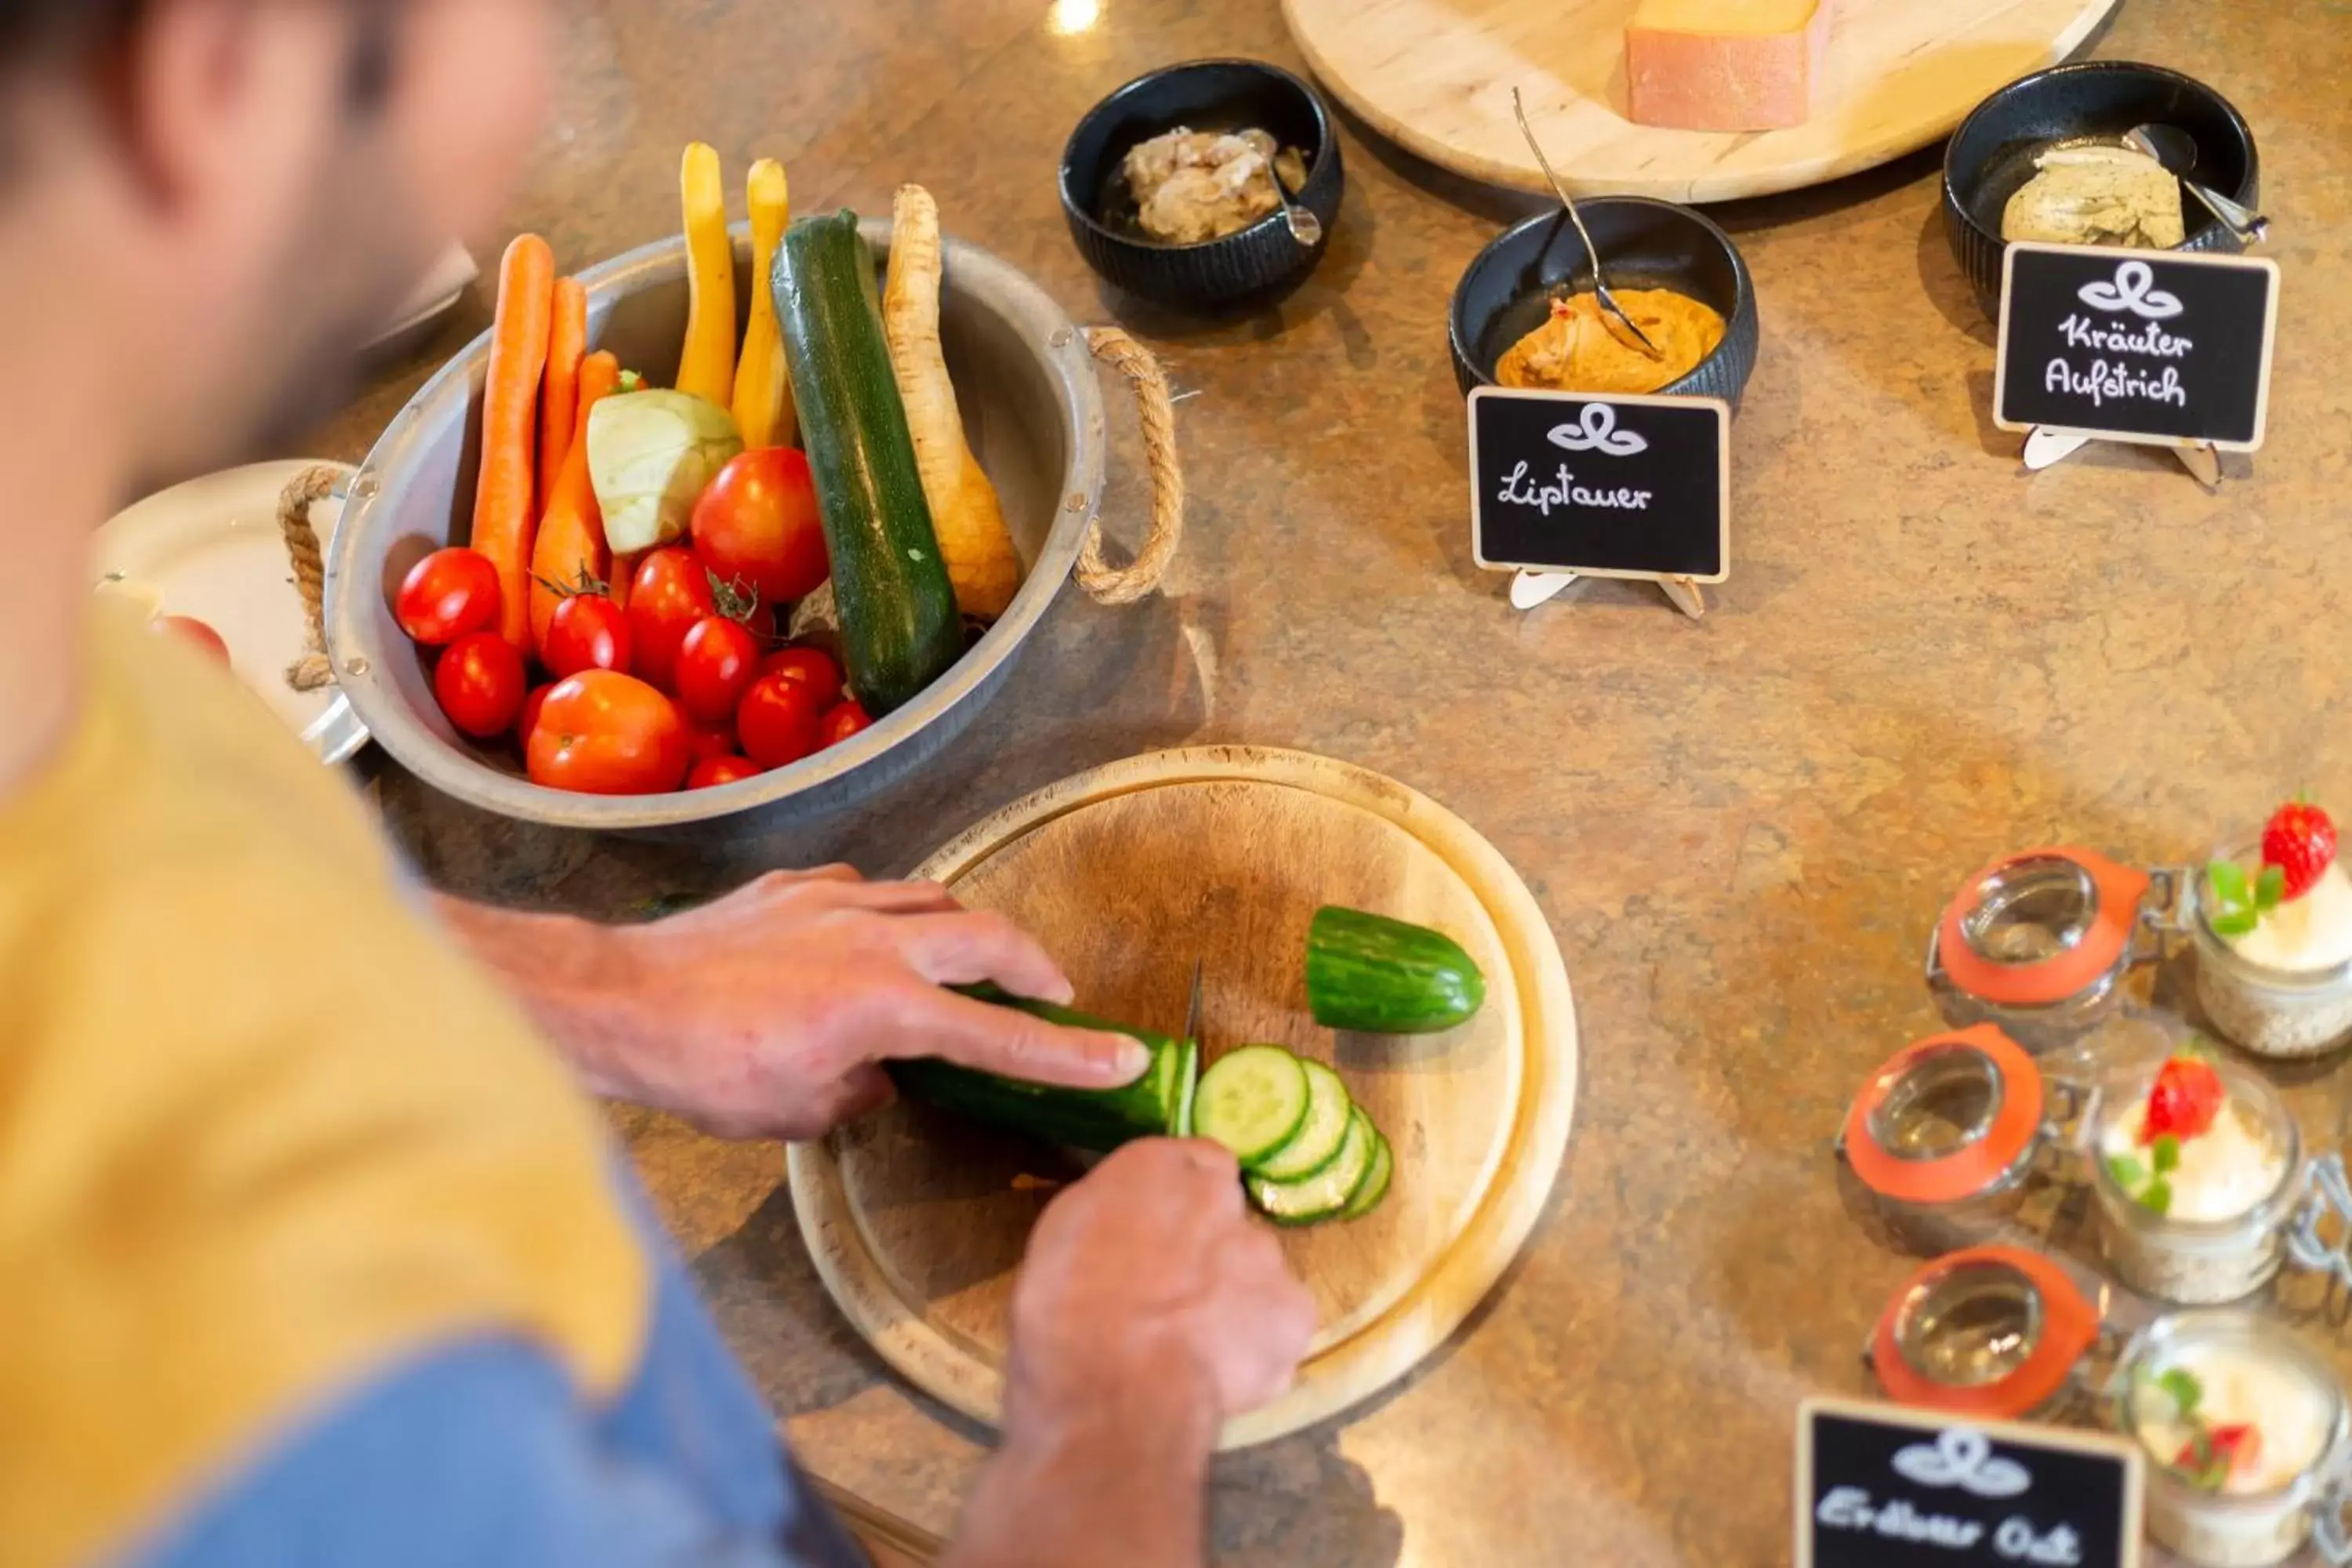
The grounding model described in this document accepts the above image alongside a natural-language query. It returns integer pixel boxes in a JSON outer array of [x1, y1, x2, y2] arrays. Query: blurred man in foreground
[[0, 2, 1314, 1565]]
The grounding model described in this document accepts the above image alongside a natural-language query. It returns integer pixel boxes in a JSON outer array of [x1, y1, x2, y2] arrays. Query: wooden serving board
[[787, 746, 1577, 1449], [1282, 0, 2122, 203]]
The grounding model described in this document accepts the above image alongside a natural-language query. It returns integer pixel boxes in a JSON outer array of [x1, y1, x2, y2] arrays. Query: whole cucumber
[[1305, 905, 1487, 1033], [772, 210, 962, 714]]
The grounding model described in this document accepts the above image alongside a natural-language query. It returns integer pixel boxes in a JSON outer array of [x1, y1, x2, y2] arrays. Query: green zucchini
[[772, 209, 961, 714], [1250, 1059, 1352, 1181], [887, 989, 1196, 1151], [1194, 1046, 1312, 1166], [1250, 1108, 1375, 1226], [1305, 906, 1486, 1034]]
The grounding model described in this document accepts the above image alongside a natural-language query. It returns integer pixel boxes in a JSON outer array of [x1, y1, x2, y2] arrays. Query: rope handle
[[279, 464, 343, 693], [1076, 327, 1185, 606]]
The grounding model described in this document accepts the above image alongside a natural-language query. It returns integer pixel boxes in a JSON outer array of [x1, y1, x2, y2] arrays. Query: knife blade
[[1180, 958, 1204, 1045]]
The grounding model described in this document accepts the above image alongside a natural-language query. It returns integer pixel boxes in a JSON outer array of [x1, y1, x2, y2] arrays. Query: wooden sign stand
[[1510, 568, 1707, 619], [2021, 426, 2221, 488]]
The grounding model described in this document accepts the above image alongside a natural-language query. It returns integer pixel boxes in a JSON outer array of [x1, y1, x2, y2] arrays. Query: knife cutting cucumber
[[1305, 905, 1486, 1034], [887, 987, 1197, 1151], [1250, 1106, 1376, 1226]]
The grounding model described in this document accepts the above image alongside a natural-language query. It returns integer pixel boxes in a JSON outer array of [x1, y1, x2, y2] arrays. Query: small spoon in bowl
[[1510, 87, 1663, 361], [1242, 130, 1324, 249], [2123, 123, 2269, 245]]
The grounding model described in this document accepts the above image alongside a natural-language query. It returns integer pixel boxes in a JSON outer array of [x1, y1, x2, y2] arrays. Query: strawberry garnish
[[2141, 1051, 2224, 1145], [2176, 1423, 2262, 1490], [2263, 800, 2336, 901]]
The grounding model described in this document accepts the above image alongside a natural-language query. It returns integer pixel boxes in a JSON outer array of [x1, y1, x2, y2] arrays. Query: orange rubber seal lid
[[1871, 1246, 2100, 1421], [1844, 1025, 2042, 1207], [1936, 847, 2148, 1008]]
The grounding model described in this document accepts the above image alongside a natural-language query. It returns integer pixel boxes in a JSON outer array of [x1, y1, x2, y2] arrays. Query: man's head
[[1, 0, 551, 491]]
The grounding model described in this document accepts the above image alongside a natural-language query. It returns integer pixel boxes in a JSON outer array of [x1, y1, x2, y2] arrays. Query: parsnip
[[880, 183, 1021, 619]]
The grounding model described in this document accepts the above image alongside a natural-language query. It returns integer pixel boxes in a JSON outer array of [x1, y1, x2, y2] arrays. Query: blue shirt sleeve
[[134, 1181, 871, 1568], [137, 1334, 868, 1568]]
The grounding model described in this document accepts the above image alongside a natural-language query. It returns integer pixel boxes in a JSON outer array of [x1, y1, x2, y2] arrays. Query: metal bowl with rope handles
[[310, 220, 1183, 838]]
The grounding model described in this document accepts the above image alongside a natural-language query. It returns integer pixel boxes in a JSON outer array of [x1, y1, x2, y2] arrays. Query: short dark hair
[[0, 1, 394, 117], [0, 1, 145, 72]]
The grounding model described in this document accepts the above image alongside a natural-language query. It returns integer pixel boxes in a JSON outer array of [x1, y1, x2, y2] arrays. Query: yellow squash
[[731, 158, 798, 448], [675, 143, 737, 409]]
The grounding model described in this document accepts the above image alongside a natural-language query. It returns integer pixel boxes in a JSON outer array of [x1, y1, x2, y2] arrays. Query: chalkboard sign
[[1797, 1399, 2142, 1568], [1994, 243, 2279, 452], [1468, 387, 1730, 583]]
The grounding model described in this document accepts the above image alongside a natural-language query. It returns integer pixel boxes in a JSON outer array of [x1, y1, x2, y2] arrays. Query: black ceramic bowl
[[1060, 58, 1344, 310], [1944, 61, 2260, 321], [1449, 198, 1759, 408]]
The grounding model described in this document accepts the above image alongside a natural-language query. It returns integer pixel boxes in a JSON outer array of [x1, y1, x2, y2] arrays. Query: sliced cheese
[[1624, 0, 1832, 133]]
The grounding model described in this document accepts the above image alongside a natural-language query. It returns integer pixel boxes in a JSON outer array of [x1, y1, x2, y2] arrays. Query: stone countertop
[[314, 1, 2352, 1562]]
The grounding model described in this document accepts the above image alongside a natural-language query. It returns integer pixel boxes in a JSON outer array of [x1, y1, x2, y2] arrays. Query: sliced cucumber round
[[1250, 1109, 1374, 1226], [1338, 1127, 1392, 1221], [1250, 1059, 1352, 1181], [1192, 1045, 1310, 1164]]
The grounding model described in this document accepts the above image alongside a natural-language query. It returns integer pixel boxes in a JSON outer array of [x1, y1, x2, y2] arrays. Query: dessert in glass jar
[[2120, 1312, 2350, 1567], [2092, 1047, 2302, 1305], [2194, 800, 2352, 1061]]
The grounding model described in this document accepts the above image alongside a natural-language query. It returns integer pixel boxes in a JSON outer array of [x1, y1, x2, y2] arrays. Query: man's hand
[[946, 1140, 1317, 1568], [436, 867, 1148, 1141]]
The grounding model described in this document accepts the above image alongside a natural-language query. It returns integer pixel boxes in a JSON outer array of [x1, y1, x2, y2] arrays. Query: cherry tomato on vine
[[687, 756, 764, 789], [543, 593, 631, 679], [625, 548, 718, 693], [675, 615, 763, 724], [396, 547, 503, 645], [735, 673, 826, 770], [819, 700, 873, 748], [758, 644, 844, 711], [434, 631, 528, 738]]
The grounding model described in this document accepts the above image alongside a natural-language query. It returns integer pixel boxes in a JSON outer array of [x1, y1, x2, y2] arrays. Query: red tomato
[[735, 673, 826, 769], [434, 631, 528, 738], [521, 682, 555, 742], [626, 548, 717, 692], [155, 615, 230, 663], [675, 615, 762, 723], [819, 700, 873, 747], [544, 593, 631, 679], [683, 715, 738, 764], [687, 756, 764, 789], [758, 644, 844, 711], [691, 448, 829, 604], [527, 670, 691, 794], [396, 547, 503, 645]]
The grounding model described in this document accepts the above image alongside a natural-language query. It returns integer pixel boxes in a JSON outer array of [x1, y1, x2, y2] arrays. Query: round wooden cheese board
[[1281, 0, 2122, 203], [786, 746, 1577, 1449]]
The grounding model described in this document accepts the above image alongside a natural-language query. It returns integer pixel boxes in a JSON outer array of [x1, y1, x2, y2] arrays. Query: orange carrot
[[609, 550, 644, 612], [539, 277, 587, 494], [529, 350, 622, 653], [470, 233, 556, 650]]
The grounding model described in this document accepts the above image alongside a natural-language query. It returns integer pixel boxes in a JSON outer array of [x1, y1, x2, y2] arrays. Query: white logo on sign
[[1890, 1428, 2033, 1500], [2077, 259, 2184, 321], [1545, 402, 1647, 457]]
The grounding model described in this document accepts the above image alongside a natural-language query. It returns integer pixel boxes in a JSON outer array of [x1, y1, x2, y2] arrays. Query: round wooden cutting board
[[1282, 0, 2122, 202], [787, 746, 1577, 1449]]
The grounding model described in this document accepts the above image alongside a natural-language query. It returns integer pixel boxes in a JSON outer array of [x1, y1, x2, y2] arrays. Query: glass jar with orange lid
[[1925, 848, 2184, 1054]]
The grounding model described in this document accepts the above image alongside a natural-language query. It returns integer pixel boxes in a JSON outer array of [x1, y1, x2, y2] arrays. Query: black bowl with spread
[[1449, 198, 1759, 408], [1060, 58, 1344, 311], [1944, 61, 2260, 321]]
